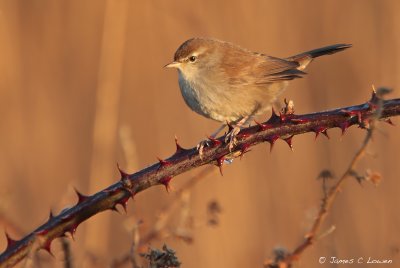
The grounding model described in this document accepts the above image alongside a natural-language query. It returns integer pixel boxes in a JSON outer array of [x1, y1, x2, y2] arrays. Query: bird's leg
[[224, 116, 250, 151], [197, 115, 250, 157], [197, 124, 227, 158], [210, 124, 227, 138]]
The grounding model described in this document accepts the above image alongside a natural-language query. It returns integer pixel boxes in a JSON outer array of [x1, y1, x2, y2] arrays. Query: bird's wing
[[252, 55, 305, 83], [223, 53, 305, 86]]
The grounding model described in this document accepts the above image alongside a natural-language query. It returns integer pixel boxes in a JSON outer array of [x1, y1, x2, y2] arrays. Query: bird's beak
[[164, 61, 180, 69]]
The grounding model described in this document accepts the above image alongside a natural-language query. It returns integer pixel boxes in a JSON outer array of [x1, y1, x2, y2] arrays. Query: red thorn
[[341, 109, 362, 123], [160, 176, 173, 192], [207, 136, 222, 146], [117, 163, 129, 180], [313, 126, 328, 140], [110, 205, 119, 213], [370, 90, 378, 103], [283, 135, 294, 150], [49, 210, 54, 220], [266, 135, 279, 152], [384, 118, 395, 126], [117, 195, 130, 213], [35, 229, 54, 256], [157, 157, 172, 170], [322, 129, 330, 139], [266, 108, 281, 124], [174, 136, 188, 155], [42, 239, 54, 256], [216, 156, 225, 176], [5, 232, 17, 250], [74, 188, 89, 204], [339, 121, 351, 135], [66, 224, 79, 240]]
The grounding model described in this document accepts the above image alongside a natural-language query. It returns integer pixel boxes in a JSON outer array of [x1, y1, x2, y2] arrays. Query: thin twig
[[61, 238, 72, 268]]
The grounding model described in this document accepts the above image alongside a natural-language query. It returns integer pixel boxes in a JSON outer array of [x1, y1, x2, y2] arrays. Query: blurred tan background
[[0, 0, 399, 267]]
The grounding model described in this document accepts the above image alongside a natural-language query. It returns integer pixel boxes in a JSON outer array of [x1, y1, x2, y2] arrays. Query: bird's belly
[[178, 75, 241, 122], [178, 74, 288, 123]]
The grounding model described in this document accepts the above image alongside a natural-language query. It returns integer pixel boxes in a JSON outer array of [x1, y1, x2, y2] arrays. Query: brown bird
[[166, 38, 351, 152]]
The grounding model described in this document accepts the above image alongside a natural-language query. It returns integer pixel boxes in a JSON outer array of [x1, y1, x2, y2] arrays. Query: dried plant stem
[[282, 127, 373, 265], [111, 168, 215, 268]]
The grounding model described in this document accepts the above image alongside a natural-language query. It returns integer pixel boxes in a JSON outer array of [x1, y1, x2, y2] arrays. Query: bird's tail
[[287, 44, 352, 70]]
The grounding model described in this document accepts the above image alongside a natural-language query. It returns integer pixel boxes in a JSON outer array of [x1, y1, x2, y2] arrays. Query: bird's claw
[[224, 126, 241, 151], [197, 140, 211, 159]]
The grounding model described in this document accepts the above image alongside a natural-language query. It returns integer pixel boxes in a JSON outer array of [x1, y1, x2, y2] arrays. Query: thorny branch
[[264, 88, 388, 267], [1, 90, 399, 268]]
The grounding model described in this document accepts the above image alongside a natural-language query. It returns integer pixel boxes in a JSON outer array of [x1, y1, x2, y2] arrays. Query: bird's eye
[[189, 55, 197, 62]]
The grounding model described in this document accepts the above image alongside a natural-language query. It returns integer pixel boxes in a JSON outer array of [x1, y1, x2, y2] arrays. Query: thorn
[[322, 129, 330, 139], [370, 88, 378, 103], [74, 188, 89, 204], [157, 157, 172, 170], [110, 205, 119, 213], [42, 239, 54, 256], [283, 135, 294, 151], [49, 210, 54, 220], [5, 232, 17, 250], [383, 118, 395, 126], [240, 143, 251, 159], [339, 121, 351, 135], [117, 163, 129, 180], [266, 135, 279, 152], [66, 224, 79, 240], [216, 156, 225, 176], [35, 230, 54, 257], [117, 195, 130, 213], [266, 108, 281, 124], [174, 135, 188, 155], [160, 176, 173, 192], [313, 126, 328, 140]]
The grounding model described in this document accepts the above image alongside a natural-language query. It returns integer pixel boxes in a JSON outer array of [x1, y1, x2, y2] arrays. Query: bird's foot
[[196, 139, 211, 159], [224, 126, 241, 151]]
